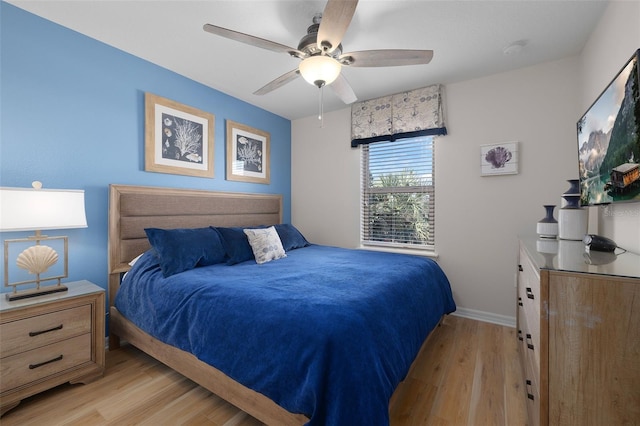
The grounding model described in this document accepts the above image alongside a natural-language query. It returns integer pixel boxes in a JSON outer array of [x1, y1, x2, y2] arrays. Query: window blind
[[361, 136, 435, 249]]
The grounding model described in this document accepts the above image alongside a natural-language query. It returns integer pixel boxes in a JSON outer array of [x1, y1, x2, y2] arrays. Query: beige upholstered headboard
[[107, 184, 283, 308]]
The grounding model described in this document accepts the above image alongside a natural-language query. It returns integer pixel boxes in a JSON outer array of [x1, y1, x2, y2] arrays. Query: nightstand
[[0, 280, 105, 416]]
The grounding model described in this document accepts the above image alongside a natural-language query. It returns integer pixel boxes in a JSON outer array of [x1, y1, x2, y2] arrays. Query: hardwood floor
[[1, 315, 527, 425]]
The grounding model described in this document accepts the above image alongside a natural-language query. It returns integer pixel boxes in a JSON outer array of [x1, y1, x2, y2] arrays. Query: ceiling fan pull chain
[[318, 85, 324, 127]]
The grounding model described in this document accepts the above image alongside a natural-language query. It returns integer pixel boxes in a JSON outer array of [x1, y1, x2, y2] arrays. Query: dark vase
[[562, 179, 581, 208], [564, 179, 580, 195]]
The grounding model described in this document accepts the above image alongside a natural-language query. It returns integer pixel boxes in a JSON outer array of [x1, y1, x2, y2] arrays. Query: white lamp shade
[[299, 56, 341, 86], [0, 187, 87, 232]]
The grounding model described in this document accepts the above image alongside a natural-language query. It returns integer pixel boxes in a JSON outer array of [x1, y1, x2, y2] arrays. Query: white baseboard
[[451, 307, 516, 328]]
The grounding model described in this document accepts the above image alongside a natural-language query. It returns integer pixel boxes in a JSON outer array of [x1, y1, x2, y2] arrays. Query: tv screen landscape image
[[577, 49, 640, 206]]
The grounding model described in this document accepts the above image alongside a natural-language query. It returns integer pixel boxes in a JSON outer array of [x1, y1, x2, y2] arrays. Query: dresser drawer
[[519, 289, 540, 371], [0, 305, 91, 358], [523, 350, 541, 426], [0, 333, 91, 392], [519, 246, 541, 373], [519, 245, 541, 315], [516, 305, 528, 376], [526, 379, 540, 426]]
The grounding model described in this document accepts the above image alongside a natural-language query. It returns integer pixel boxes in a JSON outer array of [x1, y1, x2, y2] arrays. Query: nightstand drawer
[[0, 305, 91, 358], [0, 333, 91, 392]]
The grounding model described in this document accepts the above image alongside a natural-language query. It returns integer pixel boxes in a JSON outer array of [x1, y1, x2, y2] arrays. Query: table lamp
[[0, 181, 87, 301]]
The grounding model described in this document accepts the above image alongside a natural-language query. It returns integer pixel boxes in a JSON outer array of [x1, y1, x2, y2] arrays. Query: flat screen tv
[[577, 49, 640, 206]]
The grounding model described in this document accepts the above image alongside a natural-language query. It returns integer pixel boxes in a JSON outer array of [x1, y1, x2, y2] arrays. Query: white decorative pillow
[[243, 226, 287, 264]]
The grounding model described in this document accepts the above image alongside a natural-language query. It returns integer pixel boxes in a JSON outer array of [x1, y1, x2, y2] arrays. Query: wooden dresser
[[517, 236, 640, 426], [0, 280, 105, 416]]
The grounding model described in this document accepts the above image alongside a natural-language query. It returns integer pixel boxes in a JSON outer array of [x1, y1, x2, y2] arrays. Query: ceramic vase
[[558, 179, 587, 240], [561, 179, 581, 208], [536, 205, 558, 239]]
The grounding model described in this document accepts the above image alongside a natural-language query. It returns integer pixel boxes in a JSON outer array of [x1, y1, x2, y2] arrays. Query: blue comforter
[[115, 245, 455, 425]]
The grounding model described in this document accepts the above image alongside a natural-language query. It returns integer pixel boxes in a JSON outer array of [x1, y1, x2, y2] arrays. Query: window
[[360, 136, 435, 250]]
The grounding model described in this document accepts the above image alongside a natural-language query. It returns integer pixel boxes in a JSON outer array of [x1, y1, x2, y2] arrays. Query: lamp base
[[6, 284, 68, 301]]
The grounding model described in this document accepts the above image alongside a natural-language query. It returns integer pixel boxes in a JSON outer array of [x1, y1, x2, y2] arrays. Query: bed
[[108, 184, 456, 425]]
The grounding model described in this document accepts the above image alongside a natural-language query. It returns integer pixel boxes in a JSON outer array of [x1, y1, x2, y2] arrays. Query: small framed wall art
[[145, 92, 215, 178], [480, 141, 519, 176], [226, 120, 270, 184]]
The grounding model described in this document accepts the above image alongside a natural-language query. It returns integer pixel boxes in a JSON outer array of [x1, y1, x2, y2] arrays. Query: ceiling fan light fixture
[[299, 55, 341, 88]]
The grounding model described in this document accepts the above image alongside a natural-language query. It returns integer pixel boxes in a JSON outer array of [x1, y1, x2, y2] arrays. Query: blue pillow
[[274, 224, 310, 251], [215, 226, 264, 265], [144, 227, 227, 277]]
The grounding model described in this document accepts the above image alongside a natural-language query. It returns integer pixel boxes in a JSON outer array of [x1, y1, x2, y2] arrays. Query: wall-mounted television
[[577, 49, 640, 206]]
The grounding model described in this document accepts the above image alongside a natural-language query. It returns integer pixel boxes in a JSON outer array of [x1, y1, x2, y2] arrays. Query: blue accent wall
[[0, 3, 292, 298]]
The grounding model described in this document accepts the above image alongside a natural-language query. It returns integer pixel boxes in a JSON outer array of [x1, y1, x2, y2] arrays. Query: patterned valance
[[351, 84, 447, 147]]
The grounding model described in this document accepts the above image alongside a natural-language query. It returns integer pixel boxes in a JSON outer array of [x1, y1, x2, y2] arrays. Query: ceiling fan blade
[[317, 0, 359, 54], [330, 74, 357, 104], [339, 49, 433, 67], [203, 24, 305, 59], [253, 69, 301, 96]]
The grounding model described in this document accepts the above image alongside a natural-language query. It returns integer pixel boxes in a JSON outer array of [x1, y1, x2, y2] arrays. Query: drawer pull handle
[[29, 324, 63, 337], [526, 333, 534, 350], [29, 355, 63, 370], [518, 330, 523, 341], [518, 297, 523, 307], [518, 264, 523, 272], [526, 287, 535, 300], [526, 380, 535, 400]]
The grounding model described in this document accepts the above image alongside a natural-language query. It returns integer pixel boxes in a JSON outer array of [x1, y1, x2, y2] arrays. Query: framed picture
[[481, 141, 519, 176], [145, 92, 214, 178], [226, 120, 270, 184]]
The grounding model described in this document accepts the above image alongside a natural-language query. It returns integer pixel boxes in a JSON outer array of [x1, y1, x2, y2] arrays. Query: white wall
[[291, 109, 360, 248], [293, 57, 579, 322], [291, 0, 639, 321], [580, 1, 640, 254], [437, 57, 579, 319]]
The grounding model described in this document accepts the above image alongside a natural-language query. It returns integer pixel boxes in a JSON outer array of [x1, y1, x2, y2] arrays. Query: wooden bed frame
[[107, 184, 438, 425], [107, 184, 307, 425]]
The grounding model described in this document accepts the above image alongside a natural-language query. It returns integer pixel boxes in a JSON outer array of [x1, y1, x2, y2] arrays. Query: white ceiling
[[8, 0, 608, 120]]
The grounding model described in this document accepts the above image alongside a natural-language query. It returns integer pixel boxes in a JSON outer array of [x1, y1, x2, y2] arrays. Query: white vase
[[558, 208, 588, 240], [557, 179, 587, 241]]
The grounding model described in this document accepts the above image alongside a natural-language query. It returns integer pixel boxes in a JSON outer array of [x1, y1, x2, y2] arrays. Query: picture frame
[[480, 141, 519, 176], [145, 92, 214, 178], [226, 120, 270, 184]]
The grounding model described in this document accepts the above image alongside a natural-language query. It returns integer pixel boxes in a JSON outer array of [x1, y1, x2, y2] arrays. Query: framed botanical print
[[145, 92, 214, 178], [226, 120, 270, 184]]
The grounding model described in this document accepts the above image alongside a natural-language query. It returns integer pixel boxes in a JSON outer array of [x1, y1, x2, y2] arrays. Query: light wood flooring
[[1, 315, 527, 425]]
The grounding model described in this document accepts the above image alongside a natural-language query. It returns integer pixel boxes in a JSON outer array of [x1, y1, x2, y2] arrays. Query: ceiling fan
[[203, 0, 433, 105]]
